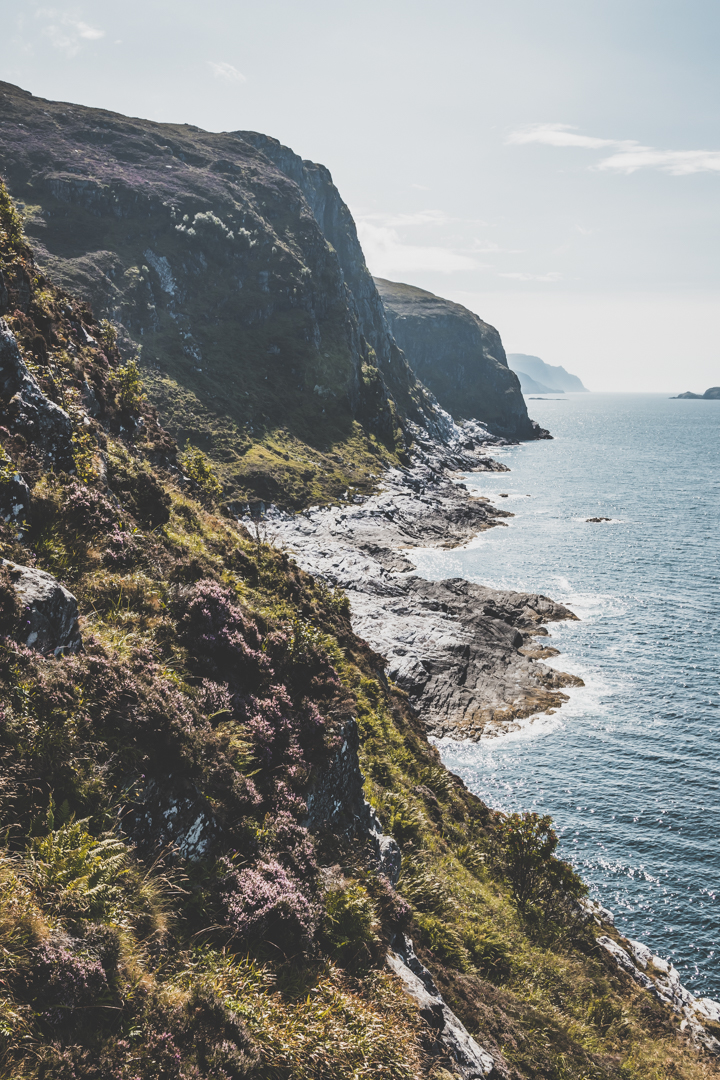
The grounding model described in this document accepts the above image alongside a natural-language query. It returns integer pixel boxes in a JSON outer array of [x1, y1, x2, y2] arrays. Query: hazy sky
[[2, 0, 720, 391]]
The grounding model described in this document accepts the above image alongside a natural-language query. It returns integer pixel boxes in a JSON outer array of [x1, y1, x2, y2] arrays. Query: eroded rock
[[306, 718, 401, 882], [269, 438, 581, 740]]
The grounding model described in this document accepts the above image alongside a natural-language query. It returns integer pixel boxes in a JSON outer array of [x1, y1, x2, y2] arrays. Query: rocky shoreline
[[266, 419, 583, 741], [268, 421, 720, 1057]]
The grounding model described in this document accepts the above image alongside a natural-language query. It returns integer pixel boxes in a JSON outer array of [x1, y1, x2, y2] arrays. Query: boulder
[[0, 471, 30, 522], [1, 559, 81, 655], [0, 319, 74, 469]]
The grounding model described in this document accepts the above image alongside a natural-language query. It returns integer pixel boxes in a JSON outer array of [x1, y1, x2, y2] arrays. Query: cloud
[[499, 271, 562, 282], [507, 123, 720, 176], [598, 147, 720, 175], [507, 124, 622, 150], [356, 221, 479, 276], [361, 209, 454, 228], [208, 61, 247, 84], [37, 10, 105, 56]]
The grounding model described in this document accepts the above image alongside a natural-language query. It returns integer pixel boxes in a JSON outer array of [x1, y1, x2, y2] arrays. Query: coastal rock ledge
[[268, 439, 583, 740]]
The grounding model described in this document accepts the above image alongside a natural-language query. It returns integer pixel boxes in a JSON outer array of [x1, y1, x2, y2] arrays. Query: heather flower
[[64, 482, 117, 534], [102, 523, 140, 568], [30, 937, 108, 1020], [222, 857, 319, 952], [180, 580, 269, 684]]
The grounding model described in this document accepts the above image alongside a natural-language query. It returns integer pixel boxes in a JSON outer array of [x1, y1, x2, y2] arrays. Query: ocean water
[[411, 392, 720, 995]]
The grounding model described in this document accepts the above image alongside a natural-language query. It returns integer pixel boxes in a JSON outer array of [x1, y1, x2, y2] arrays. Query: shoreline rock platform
[[267, 421, 583, 741]]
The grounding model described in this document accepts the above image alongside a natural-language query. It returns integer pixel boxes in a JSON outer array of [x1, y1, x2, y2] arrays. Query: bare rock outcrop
[[268, 439, 582, 741], [387, 935, 501, 1078], [0, 319, 73, 470], [1, 559, 81, 655], [375, 278, 547, 441]]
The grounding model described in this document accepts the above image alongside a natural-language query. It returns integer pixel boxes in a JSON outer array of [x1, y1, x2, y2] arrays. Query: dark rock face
[[237, 133, 451, 441], [1, 559, 81, 655], [0, 471, 30, 522], [305, 718, 400, 882], [0, 80, 452, 487], [374, 278, 547, 440], [0, 319, 73, 469]]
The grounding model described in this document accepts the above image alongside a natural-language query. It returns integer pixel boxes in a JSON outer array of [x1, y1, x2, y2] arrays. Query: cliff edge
[[374, 278, 546, 439]]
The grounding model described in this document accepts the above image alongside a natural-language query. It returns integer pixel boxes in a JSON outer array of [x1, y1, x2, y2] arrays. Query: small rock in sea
[[586, 517, 612, 523], [499, 493, 509, 498]]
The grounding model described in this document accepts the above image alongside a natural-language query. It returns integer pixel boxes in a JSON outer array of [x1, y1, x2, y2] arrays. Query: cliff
[[0, 100, 716, 1080], [0, 81, 451, 510], [508, 353, 588, 393], [374, 278, 545, 439], [236, 133, 451, 443]]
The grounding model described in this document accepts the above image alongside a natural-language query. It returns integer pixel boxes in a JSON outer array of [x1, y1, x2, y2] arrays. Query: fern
[[26, 817, 129, 919]]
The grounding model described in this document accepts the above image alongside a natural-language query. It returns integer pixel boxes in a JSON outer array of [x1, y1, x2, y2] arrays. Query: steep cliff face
[[0, 81, 448, 507], [375, 278, 545, 439], [236, 133, 452, 442]]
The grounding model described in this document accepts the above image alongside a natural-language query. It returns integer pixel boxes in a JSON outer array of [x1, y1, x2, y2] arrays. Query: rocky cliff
[[237, 133, 451, 443], [674, 386, 720, 399], [0, 116, 716, 1080], [375, 278, 545, 439], [0, 81, 452, 509]]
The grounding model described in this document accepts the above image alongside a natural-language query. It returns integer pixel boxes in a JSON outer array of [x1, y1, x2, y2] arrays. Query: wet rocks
[[1, 559, 81, 655]]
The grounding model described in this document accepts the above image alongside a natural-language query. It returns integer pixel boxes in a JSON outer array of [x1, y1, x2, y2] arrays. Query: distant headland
[[507, 353, 588, 394], [673, 386, 720, 399]]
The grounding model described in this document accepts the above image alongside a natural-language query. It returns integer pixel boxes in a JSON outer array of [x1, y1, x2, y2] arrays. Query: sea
[[411, 392, 720, 996]]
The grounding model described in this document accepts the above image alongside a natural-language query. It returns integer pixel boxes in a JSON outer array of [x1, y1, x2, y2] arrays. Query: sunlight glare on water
[[411, 392, 720, 994]]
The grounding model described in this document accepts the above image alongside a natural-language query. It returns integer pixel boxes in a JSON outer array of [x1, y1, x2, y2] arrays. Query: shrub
[[107, 450, 171, 528], [110, 356, 145, 413], [64, 482, 117, 535], [99, 318, 117, 351], [102, 523, 140, 569], [222, 857, 319, 953], [0, 564, 21, 638], [0, 443, 16, 486], [180, 580, 269, 684], [180, 441, 222, 498], [321, 880, 381, 970], [497, 810, 586, 917], [29, 936, 109, 1018]]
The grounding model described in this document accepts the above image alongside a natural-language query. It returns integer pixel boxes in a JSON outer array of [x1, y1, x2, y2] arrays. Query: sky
[[2, 0, 720, 392]]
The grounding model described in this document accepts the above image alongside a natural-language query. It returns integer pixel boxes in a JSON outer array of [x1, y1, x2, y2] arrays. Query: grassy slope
[[0, 188, 717, 1080]]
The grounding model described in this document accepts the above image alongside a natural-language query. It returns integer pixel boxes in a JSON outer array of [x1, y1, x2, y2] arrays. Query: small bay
[[411, 392, 720, 995]]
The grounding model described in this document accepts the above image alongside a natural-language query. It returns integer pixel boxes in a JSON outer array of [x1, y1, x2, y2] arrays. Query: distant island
[[673, 386, 720, 399], [507, 353, 588, 394]]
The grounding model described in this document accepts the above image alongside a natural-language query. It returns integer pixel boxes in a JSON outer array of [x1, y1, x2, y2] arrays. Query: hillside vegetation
[[0, 157, 717, 1077]]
